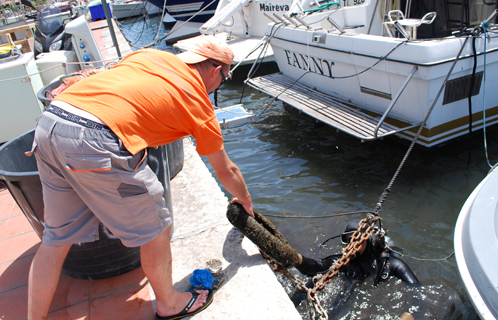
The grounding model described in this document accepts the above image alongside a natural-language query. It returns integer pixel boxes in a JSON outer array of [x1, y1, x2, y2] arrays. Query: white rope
[[151, 0, 169, 44], [0, 56, 120, 83]]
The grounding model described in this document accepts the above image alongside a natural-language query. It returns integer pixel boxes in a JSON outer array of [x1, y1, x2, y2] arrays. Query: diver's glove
[[296, 256, 332, 276]]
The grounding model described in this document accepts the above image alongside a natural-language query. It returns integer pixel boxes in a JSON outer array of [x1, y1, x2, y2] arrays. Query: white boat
[[145, 2, 162, 16], [146, 0, 219, 42], [454, 164, 498, 320], [245, 0, 498, 149], [173, 0, 293, 66], [110, 0, 145, 20]]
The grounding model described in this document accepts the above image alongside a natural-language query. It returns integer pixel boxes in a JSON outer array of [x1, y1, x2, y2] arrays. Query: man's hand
[[231, 197, 254, 218]]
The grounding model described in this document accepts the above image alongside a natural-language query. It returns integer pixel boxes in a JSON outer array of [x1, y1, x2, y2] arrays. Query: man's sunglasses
[[213, 64, 229, 85]]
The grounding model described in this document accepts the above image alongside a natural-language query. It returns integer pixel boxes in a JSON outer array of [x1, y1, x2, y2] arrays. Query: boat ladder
[[246, 73, 421, 141]]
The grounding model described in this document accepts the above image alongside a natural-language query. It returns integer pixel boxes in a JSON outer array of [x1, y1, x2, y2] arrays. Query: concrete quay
[[0, 137, 302, 319], [0, 17, 302, 320], [90, 19, 302, 319], [166, 138, 301, 319]]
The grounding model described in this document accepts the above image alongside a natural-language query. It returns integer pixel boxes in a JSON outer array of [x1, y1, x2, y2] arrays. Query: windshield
[[36, 5, 63, 35]]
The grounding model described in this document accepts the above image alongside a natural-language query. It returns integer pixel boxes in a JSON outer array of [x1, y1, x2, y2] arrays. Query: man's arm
[[296, 254, 341, 276], [206, 149, 254, 217]]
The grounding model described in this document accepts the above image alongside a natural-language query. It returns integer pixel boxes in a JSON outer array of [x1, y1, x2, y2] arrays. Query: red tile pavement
[[0, 197, 15, 221], [0, 255, 33, 293], [0, 189, 155, 320], [0, 189, 14, 204], [90, 267, 147, 298], [89, 283, 154, 320], [49, 274, 90, 312], [0, 218, 7, 239], [47, 301, 89, 320], [0, 231, 40, 264], [2, 213, 36, 239], [0, 284, 28, 320]]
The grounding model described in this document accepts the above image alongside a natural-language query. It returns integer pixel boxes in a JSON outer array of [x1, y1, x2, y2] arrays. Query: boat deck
[[247, 73, 413, 141]]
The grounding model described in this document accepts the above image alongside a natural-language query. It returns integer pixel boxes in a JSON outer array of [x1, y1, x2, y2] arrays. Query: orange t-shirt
[[54, 49, 223, 156]]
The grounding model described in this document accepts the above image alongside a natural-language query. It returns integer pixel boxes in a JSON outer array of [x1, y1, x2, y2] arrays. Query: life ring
[[227, 203, 300, 268]]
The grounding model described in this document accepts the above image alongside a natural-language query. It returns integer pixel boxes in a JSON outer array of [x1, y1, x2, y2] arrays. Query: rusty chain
[[261, 213, 380, 320]]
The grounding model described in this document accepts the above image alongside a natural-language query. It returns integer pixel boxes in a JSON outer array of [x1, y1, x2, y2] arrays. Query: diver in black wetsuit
[[295, 219, 420, 286]]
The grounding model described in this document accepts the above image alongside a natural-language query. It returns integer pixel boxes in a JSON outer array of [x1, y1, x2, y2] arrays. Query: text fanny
[[283, 49, 335, 78]]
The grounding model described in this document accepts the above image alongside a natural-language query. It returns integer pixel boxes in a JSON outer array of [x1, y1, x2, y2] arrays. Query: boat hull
[[172, 0, 292, 67], [110, 1, 145, 20], [146, 0, 218, 23], [455, 166, 498, 320], [269, 27, 498, 148]]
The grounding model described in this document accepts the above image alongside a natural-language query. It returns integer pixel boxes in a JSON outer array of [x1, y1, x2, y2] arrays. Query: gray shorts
[[31, 111, 172, 247]]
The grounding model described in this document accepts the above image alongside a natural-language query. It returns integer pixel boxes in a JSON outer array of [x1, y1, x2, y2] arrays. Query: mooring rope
[[387, 246, 455, 262], [373, 36, 470, 216], [151, 0, 169, 45], [264, 210, 372, 219], [151, 0, 218, 46], [238, 22, 283, 104]]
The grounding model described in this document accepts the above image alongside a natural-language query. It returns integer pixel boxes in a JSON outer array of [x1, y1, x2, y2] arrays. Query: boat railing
[[327, 16, 345, 33], [374, 65, 420, 138]]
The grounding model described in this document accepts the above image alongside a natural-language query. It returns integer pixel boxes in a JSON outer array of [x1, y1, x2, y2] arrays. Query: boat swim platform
[[247, 73, 418, 141]]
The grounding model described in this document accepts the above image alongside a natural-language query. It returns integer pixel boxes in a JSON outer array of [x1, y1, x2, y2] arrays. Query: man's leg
[[140, 226, 208, 317], [28, 243, 72, 320]]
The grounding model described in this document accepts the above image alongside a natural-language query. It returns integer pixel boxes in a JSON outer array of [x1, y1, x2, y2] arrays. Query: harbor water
[[118, 15, 496, 319]]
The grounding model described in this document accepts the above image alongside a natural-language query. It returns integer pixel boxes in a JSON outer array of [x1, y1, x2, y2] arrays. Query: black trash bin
[[0, 130, 174, 280], [37, 80, 62, 108]]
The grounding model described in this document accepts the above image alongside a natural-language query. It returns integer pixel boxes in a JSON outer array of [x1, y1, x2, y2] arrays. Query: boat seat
[[384, 10, 437, 39]]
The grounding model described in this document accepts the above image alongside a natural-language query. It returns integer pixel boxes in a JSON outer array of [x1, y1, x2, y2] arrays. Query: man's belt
[[46, 105, 111, 133]]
